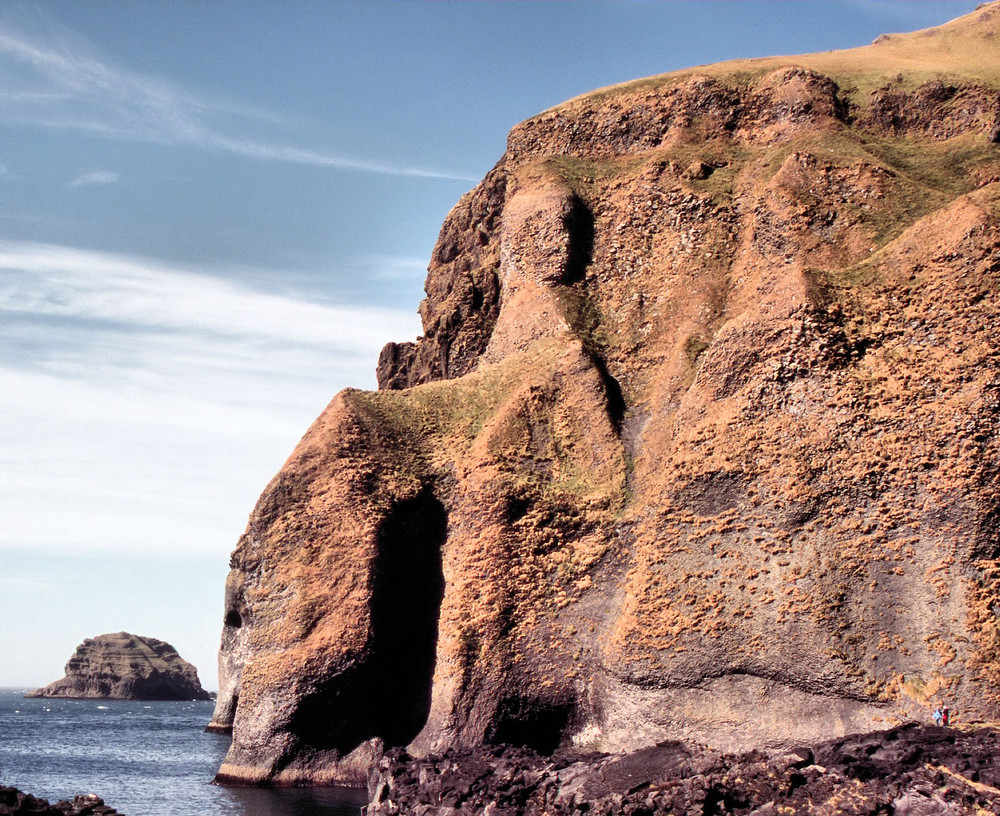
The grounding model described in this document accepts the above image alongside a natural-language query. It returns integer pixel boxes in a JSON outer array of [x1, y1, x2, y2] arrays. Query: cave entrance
[[487, 695, 574, 754], [287, 487, 447, 755], [367, 487, 447, 746]]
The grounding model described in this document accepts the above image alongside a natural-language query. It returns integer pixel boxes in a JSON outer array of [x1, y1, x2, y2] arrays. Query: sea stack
[[211, 3, 1000, 789], [27, 632, 211, 701]]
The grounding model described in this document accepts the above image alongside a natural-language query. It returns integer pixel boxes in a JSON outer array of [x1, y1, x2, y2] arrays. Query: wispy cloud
[[0, 241, 422, 557], [0, 241, 418, 352], [364, 254, 430, 280], [0, 24, 477, 182], [66, 169, 118, 188]]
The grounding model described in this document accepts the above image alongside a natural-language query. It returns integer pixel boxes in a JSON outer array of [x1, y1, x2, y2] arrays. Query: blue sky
[[0, 1, 981, 689]]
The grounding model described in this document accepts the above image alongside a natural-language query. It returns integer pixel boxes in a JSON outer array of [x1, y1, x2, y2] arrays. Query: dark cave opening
[[563, 195, 595, 286], [487, 696, 574, 755], [288, 487, 447, 755], [367, 488, 448, 745]]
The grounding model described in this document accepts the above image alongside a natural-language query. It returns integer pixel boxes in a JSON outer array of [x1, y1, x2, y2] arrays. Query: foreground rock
[[211, 3, 1000, 786], [27, 632, 211, 701], [0, 787, 121, 816], [368, 723, 1000, 816]]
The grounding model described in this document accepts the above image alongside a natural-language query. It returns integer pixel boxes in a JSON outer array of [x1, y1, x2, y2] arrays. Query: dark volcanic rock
[[26, 632, 210, 701], [367, 724, 1000, 816], [0, 787, 121, 816]]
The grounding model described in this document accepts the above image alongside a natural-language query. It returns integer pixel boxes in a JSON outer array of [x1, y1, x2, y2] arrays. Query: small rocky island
[[26, 632, 211, 701]]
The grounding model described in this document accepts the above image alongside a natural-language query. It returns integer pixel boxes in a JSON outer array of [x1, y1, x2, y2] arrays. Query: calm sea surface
[[0, 689, 366, 816]]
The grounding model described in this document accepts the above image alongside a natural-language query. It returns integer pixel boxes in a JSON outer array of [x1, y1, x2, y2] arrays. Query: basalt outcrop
[[0, 787, 121, 816], [366, 723, 1000, 816], [27, 632, 211, 701], [211, 4, 1000, 788]]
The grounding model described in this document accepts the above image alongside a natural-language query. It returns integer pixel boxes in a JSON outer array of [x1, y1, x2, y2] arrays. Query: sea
[[0, 689, 366, 816]]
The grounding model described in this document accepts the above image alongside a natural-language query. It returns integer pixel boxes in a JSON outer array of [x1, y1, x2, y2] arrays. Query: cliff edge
[[211, 4, 1000, 787], [28, 632, 211, 701]]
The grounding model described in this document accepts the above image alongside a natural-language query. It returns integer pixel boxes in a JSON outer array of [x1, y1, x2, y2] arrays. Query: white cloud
[[0, 241, 417, 351], [0, 242, 422, 557], [66, 169, 118, 187], [365, 254, 430, 280], [0, 24, 477, 182]]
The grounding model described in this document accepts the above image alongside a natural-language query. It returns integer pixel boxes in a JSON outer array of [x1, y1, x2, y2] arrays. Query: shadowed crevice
[[487, 695, 575, 754], [558, 194, 626, 432], [287, 488, 447, 755], [564, 195, 595, 285], [368, 488, 448, 744]]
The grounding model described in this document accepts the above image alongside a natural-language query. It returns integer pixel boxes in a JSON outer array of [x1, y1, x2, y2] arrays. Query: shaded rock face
[[377, 168, 506, 390], [211, 4, 1000, 787], [366, 723, 1000, 816], [27, 632, 210, 701]]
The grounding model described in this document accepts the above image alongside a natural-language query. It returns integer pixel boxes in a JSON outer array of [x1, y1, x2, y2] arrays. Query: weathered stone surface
[[211, 3, 1000, 787], [0, 787, 122, 816], [27, 632, 210, 701], [365, 723, 1000, 816]]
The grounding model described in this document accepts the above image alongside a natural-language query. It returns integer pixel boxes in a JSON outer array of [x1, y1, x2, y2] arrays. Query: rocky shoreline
[[366, 723, 1000, 816], [0, 787, 121, 816]]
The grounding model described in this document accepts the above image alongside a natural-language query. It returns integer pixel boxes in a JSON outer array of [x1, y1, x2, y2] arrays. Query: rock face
[[27, 632, 211, 701], [210, 4, 1000, 787]]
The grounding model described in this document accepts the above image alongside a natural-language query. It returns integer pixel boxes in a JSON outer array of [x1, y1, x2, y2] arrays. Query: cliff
[[27, 632, 211, 701], [210, 4, 1000, 787]]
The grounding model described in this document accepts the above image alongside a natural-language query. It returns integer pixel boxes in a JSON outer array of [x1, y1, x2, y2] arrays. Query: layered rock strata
[[28, 632, 211, 701], [211, 4, 1000, 787]]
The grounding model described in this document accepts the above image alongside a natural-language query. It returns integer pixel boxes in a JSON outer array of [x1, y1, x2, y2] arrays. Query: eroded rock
[[0, 787, 121, 816]]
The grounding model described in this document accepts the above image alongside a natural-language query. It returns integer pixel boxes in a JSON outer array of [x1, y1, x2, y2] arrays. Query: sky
[[0, 0, 983, 690]]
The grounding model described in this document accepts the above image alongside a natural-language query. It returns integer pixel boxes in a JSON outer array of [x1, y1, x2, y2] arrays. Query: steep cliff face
[[210, 5, 1000, 787], [28, 632, 210, 701]]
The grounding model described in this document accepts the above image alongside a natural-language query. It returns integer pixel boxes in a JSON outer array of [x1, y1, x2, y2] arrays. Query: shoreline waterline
[[0, 688, 365, 816]]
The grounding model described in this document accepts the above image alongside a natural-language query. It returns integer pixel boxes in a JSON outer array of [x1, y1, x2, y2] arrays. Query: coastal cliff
[[210, 5, 1000, 787], [28, 632, 211, 701]]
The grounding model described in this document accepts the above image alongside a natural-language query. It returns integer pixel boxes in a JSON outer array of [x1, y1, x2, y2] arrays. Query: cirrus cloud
[[0, 23, 477, 182], [66, 169, 119, 188]]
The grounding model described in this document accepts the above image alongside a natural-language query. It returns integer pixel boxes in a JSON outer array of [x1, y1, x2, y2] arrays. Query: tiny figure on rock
[[932, 706, 943, 726]]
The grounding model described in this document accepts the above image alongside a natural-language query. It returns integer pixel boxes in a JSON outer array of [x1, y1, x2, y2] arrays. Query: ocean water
[[0, 689, 366, 816]]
